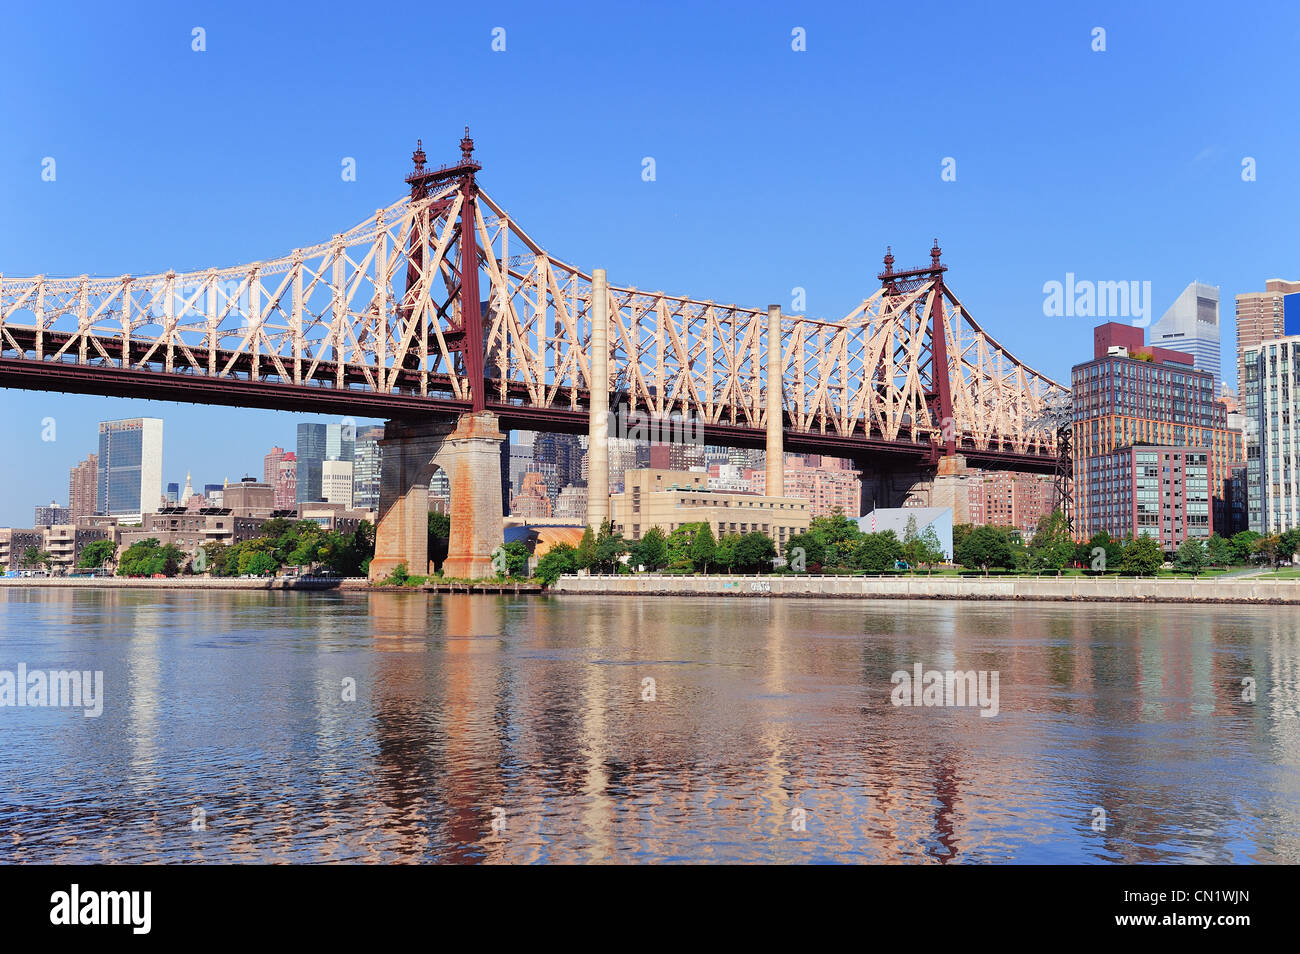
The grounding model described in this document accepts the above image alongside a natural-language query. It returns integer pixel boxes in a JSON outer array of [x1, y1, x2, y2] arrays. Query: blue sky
[[2, 0, 1298, 525]]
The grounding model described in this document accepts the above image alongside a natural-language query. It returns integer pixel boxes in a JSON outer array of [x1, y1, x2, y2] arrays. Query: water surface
[[1, 589, 1296, 863]]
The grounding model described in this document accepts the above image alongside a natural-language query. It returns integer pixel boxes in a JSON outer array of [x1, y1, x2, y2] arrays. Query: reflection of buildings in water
[[363, 593, 511, 862], [1265, 631, 1300, 860]]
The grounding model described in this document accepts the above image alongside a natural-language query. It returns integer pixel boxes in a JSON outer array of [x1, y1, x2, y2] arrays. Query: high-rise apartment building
[[68, 453, 98, 519], [1081, 446, 1211, 545], [321, 460, 354, 507], [976, 471, 1056, 535], [353, 426, 384, 511], [34, 501, 72, 526], [1243, 336, 1300, 533], [1149, 281, 1221, 389], [97, 418, 164, 522], [746, 454, 863, 518], [275, 453, 297, 511], [263, 446, 286, 486], [1072, 324, 1240, 546], [1235, 279, 1300, 399]]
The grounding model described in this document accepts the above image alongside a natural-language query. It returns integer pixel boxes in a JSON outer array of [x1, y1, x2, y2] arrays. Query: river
[[1, 588, 1297, 863]]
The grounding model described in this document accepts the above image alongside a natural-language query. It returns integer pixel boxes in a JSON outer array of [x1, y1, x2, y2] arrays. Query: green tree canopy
[[1119, 535, 1164, 576], [955, 525, 1016, 571], [688, 522, 717, 574], [1174, 537, 1208, 575], [75, 539, 116, 569], [631, 527, 669, 571], [535, 543, 579, 585], [1026, 510, 1074, 571]]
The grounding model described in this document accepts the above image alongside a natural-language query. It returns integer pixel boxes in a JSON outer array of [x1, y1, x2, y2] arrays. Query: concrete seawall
[[552, 574, 1300, 604]]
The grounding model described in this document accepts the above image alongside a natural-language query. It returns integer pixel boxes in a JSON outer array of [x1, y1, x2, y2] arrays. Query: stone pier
[[369, 411, 506, 582], [928, 454, 972, 526]]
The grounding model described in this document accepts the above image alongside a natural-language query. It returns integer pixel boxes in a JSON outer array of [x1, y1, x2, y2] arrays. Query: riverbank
[[552, 573, 1300, 604], [0, 576, 354, 591]]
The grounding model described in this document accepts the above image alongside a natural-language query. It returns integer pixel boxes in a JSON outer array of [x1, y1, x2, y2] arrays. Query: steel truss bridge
[[0, 131, 1066, 472]]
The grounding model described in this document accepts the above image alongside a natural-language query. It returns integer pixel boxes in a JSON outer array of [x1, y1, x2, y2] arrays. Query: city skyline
[[4, 1, 1298, 528]]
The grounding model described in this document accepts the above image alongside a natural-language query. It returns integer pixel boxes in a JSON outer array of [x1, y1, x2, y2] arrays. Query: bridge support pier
[[855, 455, 972, 526], [929, 454, 972, 526], [369, 411, 505, 582], [856, 463, 925, 516]]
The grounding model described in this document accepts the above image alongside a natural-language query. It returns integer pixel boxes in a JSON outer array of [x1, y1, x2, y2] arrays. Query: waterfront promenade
[[554, 573, 1300, 604]]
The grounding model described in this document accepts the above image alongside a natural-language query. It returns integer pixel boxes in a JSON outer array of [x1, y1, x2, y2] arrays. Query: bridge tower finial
[[931, 239, 942, 268], [882, 246, 894, 276], [460, 126, 475, 163], [412, 139, 426, 174]]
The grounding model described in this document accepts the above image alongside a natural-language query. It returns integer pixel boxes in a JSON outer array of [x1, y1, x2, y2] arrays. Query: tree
[[1252, 534, 1282, 568], [1026, 510, 1074, 571], [201, 541, 233, 576], [260, 517, 295, 541], [380, 562, 410, 586], [116, 539, 185, 577], [75, 539, 116, 570], [1278, 528, 1300, 565], [19, 546, 53, 572], [428, 511, 451, 571], [575, 526, 597, 570], [952, 523, 974, 558], [852, 530, 903, 573], [496, 541, 531, 579], [247, 551, 278, 576], [809, 512, 861, 569], [785, 529, 826, 570], [1174, 537, 1208, 576], [688, 522, 716, 574], [916, 525, 946, 567], [1119, 535, 1163, 576], [594, 520, 627, 574], [535, 544, 579, 585], [1230, 530, 1261, 565], [714, 533, 739, 572], [631, 527, 669, 571], [733, 531, 776, 572], [955, 525, 1015, 571], [1206, 533, 1233, 568]]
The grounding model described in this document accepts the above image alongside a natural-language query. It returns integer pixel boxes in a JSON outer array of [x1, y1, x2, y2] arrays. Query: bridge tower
[[369, 132, 505, 581], [859, 242, 971, 522]]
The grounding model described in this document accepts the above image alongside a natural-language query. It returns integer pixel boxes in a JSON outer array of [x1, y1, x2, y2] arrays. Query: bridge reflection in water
[[0, 589, 1296, 863]]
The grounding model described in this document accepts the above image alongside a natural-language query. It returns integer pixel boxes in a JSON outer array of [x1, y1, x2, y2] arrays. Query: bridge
[[0, 130, 1068, 580]]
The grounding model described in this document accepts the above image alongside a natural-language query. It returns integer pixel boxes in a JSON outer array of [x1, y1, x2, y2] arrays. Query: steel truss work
[[0, 135, 1067, 459]]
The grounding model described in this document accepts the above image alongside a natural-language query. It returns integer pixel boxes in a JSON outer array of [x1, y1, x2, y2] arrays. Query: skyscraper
[[296, 422, 355, 505], [1149, 281, 1221, 389], [68, 453, 98, 519], [97, 418, 163, 522], [1243, 336, 1300, 533], [352, 426, 383, 510], [1234, 279, 1300, 399]]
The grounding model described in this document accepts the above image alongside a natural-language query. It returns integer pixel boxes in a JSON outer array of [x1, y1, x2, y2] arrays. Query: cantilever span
[[0, 132, 1069, 579], [0, 156, 1064, 462]]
